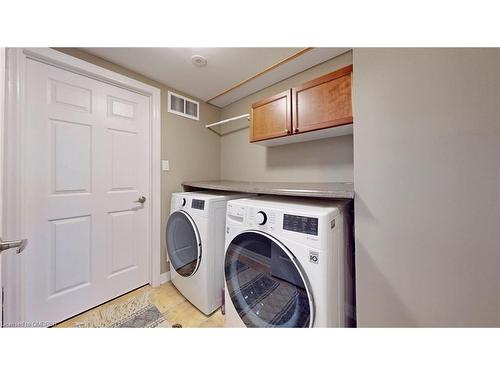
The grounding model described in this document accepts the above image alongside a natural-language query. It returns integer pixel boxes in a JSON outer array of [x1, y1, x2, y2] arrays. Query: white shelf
[[255, 123, 353, 146], [205, 113, 249, 128]]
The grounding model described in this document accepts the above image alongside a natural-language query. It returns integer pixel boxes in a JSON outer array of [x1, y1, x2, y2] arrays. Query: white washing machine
[[166, 191, 253, 315], [224, 196, 355, 328]]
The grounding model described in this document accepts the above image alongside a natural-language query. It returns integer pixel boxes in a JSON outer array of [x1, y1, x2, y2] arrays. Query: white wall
[[353, 48, 500, 326]]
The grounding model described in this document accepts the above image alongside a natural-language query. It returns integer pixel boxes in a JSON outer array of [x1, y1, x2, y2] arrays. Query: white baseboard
[[159, 271, 171, 285]]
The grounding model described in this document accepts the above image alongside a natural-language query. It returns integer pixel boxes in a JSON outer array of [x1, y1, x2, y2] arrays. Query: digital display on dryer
[[283, 214, 318, 236], [191, 199, 205, 210]]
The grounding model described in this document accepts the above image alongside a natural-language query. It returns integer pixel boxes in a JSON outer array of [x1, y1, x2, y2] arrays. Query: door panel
[[50, 216, 91, 295], [52, 119, 92, 194], [23, 59, 150, 325], [109, 129, 137, 190], [250, 90, 291, 142], [165, 211, 201, 277], [108, 96, 136, 119], [292, 65, 353, 134], [107, 210, 137, 277], [224, 231, 313, 328], [50, 79, 92, 112]]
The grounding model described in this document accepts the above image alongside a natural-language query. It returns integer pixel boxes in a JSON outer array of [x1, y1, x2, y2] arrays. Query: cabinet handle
[[294, 128, 299, 133], [285, 129, 291, 134]]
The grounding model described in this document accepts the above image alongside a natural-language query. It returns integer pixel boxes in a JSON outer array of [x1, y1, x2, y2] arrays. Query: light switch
[[162, 160, 170, 171]]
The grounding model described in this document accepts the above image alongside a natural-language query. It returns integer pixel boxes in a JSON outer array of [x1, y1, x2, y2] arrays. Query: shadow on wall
[[355, 240, 418, 327], [266, 135, 354, 170], [354, 195, 417, 327]]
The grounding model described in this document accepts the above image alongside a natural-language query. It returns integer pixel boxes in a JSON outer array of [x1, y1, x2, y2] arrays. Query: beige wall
[[56, 48, 222, 274], [220, 51, 354, 183], [353, 48, 500, 326]]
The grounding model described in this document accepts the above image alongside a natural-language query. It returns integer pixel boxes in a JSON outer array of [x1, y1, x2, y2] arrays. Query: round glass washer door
[[224, 230, 314, 328], [166, 210, 202, 277]]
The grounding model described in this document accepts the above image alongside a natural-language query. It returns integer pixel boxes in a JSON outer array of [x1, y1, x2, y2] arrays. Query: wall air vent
[[168, 91, 199, 120]]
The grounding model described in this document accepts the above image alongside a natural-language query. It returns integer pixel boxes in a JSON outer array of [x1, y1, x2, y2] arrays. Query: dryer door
[[166, 211, 202, 277], [224, 230, 314, 328]]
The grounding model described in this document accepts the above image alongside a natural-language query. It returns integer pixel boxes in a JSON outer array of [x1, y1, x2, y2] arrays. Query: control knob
[[256, 211, 267, 225]]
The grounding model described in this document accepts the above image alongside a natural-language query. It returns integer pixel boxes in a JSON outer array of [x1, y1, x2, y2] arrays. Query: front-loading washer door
[[224, 230, 314, 328], [166, 211, 202, 277]]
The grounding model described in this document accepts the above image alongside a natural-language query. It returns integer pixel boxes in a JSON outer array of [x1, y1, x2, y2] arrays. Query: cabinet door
[[292, 65, 353, 134], [250, 89, 292, 142]]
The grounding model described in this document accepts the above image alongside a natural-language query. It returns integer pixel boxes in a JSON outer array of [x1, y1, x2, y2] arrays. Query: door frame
[[2, 48, 162, 325], [0, 47, 6, 326]]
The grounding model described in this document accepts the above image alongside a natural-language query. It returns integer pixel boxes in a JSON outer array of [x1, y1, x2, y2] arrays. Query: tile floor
[[55, 282, 226, 328]]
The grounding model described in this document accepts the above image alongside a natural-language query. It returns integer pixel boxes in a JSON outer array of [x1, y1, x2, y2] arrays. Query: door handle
[[135, 196, 146, 204], [0, 237, 28, 254]]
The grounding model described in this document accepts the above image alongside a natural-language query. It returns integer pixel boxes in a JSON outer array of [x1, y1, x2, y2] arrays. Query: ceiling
[[82, 47, 350, 108]]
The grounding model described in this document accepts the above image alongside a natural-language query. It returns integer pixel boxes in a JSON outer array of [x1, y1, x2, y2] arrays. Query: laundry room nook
[[2, 46, 363, 329], [2, 4, 500, 375], [1, 45, 499, 330]]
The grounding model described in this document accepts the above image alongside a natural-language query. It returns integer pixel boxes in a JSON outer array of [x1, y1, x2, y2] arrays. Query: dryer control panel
[[191, 199, 205, 210]]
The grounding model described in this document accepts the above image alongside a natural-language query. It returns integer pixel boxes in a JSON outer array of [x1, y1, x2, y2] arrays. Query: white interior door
[[22, 58, 151, 325]]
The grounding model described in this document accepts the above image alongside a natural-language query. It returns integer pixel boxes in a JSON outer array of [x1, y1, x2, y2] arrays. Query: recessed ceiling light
[[191, 55, 207, 67]]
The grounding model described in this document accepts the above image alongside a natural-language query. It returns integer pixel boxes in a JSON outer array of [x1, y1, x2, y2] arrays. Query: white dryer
[[224, 196, 355, 328], [166, 191, 253, 315]]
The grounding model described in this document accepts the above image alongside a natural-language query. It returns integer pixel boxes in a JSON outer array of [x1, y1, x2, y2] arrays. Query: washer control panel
[[227, 202, 322, 239], [283, 214, 318, 236]]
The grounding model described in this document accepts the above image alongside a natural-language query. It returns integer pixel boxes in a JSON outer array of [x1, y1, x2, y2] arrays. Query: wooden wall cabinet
[[292, 65, 353, 134], [250, 65, 353, 145], [250, 90, 291, 142]]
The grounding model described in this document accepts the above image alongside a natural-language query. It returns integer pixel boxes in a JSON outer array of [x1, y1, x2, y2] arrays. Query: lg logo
[[309, 251, 319, 264]]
